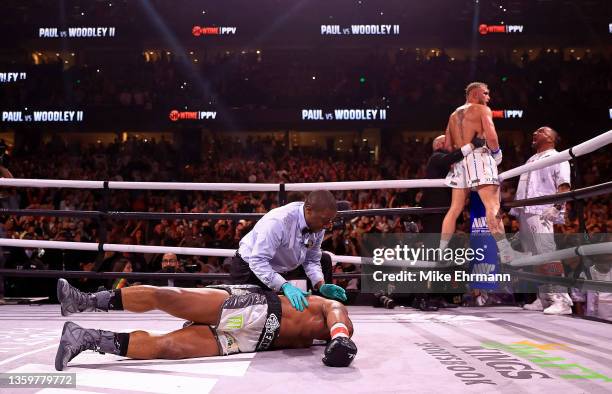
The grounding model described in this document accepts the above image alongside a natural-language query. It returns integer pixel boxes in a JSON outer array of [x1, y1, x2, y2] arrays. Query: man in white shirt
[[509, 126, 572, 315], [232, 190, 347, 311]]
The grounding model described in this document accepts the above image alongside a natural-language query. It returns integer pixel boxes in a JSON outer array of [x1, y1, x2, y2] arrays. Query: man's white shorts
[[445, 147, 499, 188]]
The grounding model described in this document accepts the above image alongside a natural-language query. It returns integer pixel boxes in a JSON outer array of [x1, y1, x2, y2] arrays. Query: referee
[[231, 190, 347, 311]]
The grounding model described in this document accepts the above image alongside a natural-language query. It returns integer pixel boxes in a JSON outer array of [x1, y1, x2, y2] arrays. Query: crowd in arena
[[0, 134, 609, 299]]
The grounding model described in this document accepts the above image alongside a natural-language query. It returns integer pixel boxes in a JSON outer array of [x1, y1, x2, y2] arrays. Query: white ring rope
[[0, 130, 608, 191], [0, 179, 105, 189], [107, 181, 279, 192], [499, 130, 612, 181], [0, 239, 235, 258], [284, 179, 446, 192], [0, 239, 608, 269], [507, 242, 612, 268]]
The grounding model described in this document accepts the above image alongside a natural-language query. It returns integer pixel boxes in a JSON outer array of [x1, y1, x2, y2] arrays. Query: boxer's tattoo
[[457, 108, 465, 143]]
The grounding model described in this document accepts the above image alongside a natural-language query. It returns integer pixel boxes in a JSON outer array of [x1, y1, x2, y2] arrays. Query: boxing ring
[[0, 130, 610, 393]]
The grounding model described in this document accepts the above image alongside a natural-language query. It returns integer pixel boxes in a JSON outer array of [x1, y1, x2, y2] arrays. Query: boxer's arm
[[481, 106, 499, 151], [321, 299, 357, 367], [322, 299, 353, 337]]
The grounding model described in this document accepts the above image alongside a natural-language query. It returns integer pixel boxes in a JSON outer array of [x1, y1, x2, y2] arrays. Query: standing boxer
[[440, 82, 525, 263]]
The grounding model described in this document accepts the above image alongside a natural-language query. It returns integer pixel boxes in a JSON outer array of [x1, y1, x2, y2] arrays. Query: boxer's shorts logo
[[265, 313, 280, 332], [226, 315, 244, 329], [257, 313, 280, 351], [223, 333, 239, 355]]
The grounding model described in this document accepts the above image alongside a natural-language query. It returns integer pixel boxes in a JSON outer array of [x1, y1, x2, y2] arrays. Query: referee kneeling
[[231, 190, 346, 311]]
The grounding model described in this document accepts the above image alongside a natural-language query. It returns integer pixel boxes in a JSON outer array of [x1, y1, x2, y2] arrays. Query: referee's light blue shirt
[[238, 201, 325, 291]]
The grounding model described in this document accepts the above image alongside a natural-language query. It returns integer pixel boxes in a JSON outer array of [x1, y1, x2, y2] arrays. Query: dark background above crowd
[[1, 0, 609, 45], [0, 0, 610, 132], [1, 47, 610, 132]]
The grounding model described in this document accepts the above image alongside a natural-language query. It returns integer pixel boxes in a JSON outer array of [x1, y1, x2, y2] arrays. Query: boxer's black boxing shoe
[[57, 278, 110, 316], [55, 322, 117, 371]]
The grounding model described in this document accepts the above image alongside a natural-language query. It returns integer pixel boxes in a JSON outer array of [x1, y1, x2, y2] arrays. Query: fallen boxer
[[54, 279, 357, 370]]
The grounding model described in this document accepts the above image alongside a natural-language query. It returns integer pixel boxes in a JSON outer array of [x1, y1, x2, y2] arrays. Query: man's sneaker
[[476, 291, 489, 306], [543, 302, 572, 315], [543, 294, 573, 315], [55, 322, 118, 371], [523, 298, 544, 311], [57, 278, 109, 316]]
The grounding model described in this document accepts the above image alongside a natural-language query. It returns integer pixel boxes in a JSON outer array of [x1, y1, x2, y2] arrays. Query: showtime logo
[[479, 24, 524, 34], [192, 26, 237, 36], [492, 110, 523, 119], [169, 110, 217, 121]]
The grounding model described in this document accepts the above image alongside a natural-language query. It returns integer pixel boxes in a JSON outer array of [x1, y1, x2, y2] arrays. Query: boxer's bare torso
[[446, 103, 487, 149]]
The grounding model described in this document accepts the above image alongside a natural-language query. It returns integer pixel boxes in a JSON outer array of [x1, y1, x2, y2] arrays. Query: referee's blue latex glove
[[281, 282, 310, 312], [319, 284, 348, 302]]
